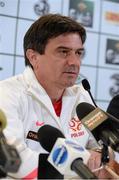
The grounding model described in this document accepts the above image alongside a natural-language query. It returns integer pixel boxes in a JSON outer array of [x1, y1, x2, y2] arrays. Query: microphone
[[76, 102, 119, 152], [81, 80, 111, 164], [38, 124, 65, 152], [82, 79, 97, 107], [37, 125, 64, 179], [0, 109, 21, 176], [37, 125, 97, 179]]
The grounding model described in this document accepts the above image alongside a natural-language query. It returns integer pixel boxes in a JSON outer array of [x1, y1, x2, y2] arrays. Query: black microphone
[[37, 125, 97, 179], [37, 125, 64, 179], [81, 80, 110, 164], [76, 102, 119, 152], [82, 79, 97, 107], [38, 124, 65, 152]]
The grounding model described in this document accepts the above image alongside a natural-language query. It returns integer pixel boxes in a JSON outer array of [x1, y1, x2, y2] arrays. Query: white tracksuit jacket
[[0, 67, 97, 179]]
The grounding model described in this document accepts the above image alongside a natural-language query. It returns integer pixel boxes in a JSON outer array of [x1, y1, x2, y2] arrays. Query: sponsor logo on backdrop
[[69, 0, 94, 28], [105, 12, 119, 24], [0, 1, 5, 7], [34, 0, 50, 16], [105, 0, 119, 3], [109, 73, 119, 97], [105, 39, 119, 65]]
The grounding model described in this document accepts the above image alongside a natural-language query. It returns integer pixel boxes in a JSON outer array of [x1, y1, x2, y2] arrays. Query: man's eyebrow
[[56, 46, 85, 51]]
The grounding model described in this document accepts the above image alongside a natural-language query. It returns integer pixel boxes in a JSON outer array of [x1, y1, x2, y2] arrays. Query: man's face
[[31, 33, 84, 89]]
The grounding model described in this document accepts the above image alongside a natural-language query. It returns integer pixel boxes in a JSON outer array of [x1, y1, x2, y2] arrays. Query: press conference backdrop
[[0, 0, 119, 110]]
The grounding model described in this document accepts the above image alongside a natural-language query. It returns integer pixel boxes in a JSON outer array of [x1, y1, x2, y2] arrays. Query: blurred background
[[0, 0, 119, 110]]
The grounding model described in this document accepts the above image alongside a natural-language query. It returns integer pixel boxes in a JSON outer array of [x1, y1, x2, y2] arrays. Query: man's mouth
[[63, 72, 78, 78], [63, 71, 78, 75]]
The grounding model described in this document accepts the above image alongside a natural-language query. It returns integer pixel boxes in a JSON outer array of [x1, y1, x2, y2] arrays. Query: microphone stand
[[38, 154, 63, 179], [71, 158, 98, 179], [101, 143, 109, 165]]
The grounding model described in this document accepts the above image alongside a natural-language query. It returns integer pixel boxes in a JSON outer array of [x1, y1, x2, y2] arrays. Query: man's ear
[[26, 49, 38, 69]]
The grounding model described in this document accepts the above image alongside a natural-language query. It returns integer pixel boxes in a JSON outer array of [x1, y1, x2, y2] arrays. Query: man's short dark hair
[[23, 13, 86, 68]]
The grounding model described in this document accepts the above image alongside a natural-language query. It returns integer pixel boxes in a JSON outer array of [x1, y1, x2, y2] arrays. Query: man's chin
[[64, 81, 76, 88]]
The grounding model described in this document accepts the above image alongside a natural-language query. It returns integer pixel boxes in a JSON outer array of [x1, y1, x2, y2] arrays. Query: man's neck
[[39, 81, 65, 102], [35, 72, 65, 102], [45, 86, 65, 103]]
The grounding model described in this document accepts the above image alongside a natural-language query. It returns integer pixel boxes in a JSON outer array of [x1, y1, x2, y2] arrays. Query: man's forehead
[[49, 33, 82, 42], [56, 46, 84, 51], [47, 33, 83, 49]]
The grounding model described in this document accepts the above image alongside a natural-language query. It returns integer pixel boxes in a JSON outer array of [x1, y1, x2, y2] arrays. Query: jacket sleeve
[[0, 84, 39, 179]]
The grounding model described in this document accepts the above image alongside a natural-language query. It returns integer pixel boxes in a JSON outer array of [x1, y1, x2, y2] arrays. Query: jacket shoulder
[[0, 74, 25, 92]]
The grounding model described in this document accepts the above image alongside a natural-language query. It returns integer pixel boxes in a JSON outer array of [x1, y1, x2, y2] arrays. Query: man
[[0, 14, 115, 179]]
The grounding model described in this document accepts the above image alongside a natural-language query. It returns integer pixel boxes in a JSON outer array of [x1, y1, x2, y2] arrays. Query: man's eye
[[61, 50, 68, 54], [59, 50, 69, 57], [76, 51, 84, 57]]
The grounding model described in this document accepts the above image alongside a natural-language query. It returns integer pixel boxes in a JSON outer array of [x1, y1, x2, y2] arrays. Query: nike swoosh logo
[[36, 121, 44, 126]]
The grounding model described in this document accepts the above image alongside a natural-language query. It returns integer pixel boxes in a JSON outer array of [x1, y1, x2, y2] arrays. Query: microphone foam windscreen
[[37, 125, 65, 152], [82, 79, 90, 91], [76, 102, 95, 120]]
